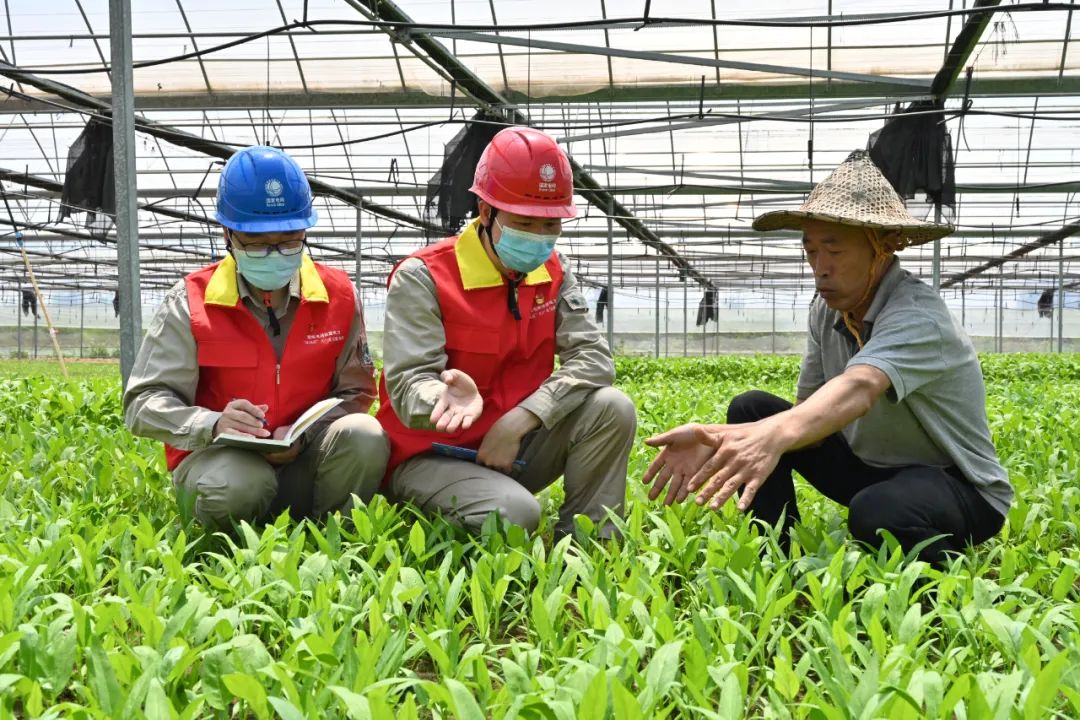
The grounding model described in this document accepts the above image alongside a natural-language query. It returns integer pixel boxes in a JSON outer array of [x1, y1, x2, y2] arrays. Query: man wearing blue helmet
[[124, 146, 389, 530]]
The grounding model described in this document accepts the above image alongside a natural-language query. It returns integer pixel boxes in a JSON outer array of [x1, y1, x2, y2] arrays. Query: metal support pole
[[354, 206, 363, 294], [664, 298, 669, 357], [1059, 236, 1065, 353], [932, 204, 942, 291], [606, 198, 614, 352], [34, 312, 38, 360], [997, 273, 1004, 353], [1050, 301, 1055, 353], [654, 256, 660, 358], [79, 289, 85, 359], [771, 290, 777, 354], [682, 279, 688, 357], [111, 0, 143, 386], [16, 288, 22, 359]]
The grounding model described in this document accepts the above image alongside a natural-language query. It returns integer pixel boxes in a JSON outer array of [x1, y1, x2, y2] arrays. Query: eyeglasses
[[232, 237, 306, 258]]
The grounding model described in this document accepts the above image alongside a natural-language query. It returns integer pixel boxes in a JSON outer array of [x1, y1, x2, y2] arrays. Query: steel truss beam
[[3, 77, 1080, 115], [940, 221, 1080, 289], [431, 31, 929, 89], [344, 0, 716, 291], [0, 60, 441, 235]]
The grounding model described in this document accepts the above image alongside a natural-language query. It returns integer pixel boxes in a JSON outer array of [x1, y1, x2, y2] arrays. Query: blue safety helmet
[[215, 145, 318, 233]]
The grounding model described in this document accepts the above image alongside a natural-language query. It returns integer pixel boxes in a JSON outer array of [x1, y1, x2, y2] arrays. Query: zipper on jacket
[[276, 363, 281, 385]]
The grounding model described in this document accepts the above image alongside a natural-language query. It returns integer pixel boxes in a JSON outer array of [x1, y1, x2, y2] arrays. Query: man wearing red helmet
[[376, 126, 635, 539]]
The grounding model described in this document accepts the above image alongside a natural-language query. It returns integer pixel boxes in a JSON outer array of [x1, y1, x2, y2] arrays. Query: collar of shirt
[[831, 255, 904, 346], [454, 217, 553, 291]]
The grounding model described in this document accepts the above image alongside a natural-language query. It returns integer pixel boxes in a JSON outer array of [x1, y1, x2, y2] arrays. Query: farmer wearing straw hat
[[643, 150, 1012, 562]]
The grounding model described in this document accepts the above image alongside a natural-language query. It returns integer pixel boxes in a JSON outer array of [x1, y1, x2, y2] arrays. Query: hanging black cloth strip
[[867, 99, 956, 209], [59, 118, 116, 232], [423, 111, 506, 241], [596, 286, 609, 324], [1038, 289, 1055, 319], [21, 289, 37, 318], [695, 289, 718, 327]]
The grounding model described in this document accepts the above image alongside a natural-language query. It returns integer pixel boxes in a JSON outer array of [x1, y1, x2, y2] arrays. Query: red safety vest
[[377, 224, 563, 479], [164, 254, 355, 471]]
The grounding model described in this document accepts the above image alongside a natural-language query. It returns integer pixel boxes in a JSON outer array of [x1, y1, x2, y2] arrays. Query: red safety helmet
[[470, 127, 577, 219]]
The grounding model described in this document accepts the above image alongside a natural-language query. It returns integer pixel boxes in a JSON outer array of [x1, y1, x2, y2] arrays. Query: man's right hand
[[214, 399, 271, 438], [430, 369, 483, 433]]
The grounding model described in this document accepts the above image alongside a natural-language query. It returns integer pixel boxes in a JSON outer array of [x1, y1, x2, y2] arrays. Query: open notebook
[[213, 398, 343, 451]]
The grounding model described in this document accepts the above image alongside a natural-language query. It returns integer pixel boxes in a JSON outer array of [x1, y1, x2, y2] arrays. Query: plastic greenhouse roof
[[0, 0, 1078, 300]]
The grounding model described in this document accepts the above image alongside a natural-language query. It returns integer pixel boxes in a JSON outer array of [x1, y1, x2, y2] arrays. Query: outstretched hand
[[644, 421, 784, 512], [430, 369, 483, 433], [642, 424, 721, 506]]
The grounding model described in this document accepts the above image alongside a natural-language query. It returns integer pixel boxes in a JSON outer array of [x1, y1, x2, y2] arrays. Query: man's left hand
[[477, 407, 540, 474], [263, 424, 304, 466]]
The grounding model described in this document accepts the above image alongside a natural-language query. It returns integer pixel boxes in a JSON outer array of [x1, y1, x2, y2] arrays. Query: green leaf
[[330, 685, 372, 719], [611, 677, 643, 720], [268, 696, 308, 720], [86, 643, 123, 717], [409, 522, 426, 557], [223, 672, 269, 720], [144, 678, 175, 720], [644, 640, 683, 697], [578, 669, 609, 720], [445, 678, 486, 720]]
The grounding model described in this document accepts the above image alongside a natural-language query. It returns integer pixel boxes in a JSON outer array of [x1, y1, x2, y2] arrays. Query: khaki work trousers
[[174, 413, 389, 530], [390, 386, 636, 538]]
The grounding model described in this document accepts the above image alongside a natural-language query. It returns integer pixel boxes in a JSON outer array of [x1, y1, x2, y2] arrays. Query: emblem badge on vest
[[531, 295, 557, 318]]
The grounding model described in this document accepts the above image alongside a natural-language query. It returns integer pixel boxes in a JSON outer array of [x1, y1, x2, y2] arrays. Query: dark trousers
[[726, 390, 1005, 563]]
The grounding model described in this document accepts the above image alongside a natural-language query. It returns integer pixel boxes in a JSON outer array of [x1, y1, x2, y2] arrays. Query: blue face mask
[[493, 219, 558, 273], [232, 247, 303, 290]]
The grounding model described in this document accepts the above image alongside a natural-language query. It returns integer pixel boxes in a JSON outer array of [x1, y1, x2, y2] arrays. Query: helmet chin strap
[[841, 228, 896, 349]]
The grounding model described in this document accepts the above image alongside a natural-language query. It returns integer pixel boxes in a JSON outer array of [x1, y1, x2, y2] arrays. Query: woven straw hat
[[752, 150, 953, 248]]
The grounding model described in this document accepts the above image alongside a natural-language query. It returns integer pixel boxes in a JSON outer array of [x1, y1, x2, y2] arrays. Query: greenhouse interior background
[[1, 0, 1078, 365]]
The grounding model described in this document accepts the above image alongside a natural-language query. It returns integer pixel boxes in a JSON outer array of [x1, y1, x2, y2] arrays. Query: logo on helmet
[[264, 178, 286, 208], [538, 163, 557, 192]]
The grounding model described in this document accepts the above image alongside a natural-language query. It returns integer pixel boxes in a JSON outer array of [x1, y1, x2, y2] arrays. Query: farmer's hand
[[643, 424, 721, 506], [430, 369, 484, 433], [477, 407, 539, 473], [685, 422, 784, 512], [214, 399, 270, 438]]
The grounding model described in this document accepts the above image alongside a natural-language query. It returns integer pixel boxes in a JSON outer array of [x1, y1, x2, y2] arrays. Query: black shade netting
[[867, 100, 956, 209], [1038, 289, 1054, 319], [596, 287, 609, 324], [424, 112, 505, 240], [59, 118, 116, 232], [695, 289, 717, 327], [21, 289, 37, 318]]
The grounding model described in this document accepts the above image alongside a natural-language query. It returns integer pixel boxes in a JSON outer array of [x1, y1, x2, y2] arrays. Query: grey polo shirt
[[797, 257, 1013, 516]]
